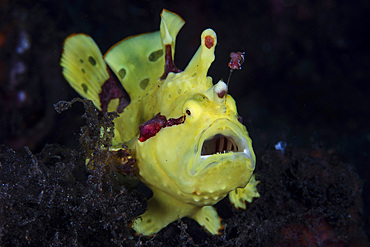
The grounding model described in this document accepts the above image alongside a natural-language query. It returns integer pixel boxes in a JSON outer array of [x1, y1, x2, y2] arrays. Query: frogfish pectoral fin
[[229, 174, 260, 210]]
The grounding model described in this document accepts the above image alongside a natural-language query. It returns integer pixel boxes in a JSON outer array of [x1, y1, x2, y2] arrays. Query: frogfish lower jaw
[[198, 134, 253, 170]]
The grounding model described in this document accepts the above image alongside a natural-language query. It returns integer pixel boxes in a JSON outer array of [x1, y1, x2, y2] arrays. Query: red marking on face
[[228, 52, 245, 70], [138, 113, 185, 142], [138, 114, 167, 142], [99, 70, 129, 113], [205, 35, 215, 49], [166, 115, 185, 127]]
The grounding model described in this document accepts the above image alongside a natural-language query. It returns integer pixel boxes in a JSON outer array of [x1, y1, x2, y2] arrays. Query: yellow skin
[[61, 9, 259, 236]]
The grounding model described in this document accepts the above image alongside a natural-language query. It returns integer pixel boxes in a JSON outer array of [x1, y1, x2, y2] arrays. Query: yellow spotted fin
[[104, 9, 184, 100], [60, 34, 110, 111]]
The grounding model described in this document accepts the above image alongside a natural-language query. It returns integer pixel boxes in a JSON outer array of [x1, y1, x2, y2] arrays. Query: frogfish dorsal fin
[[104, 9, 185, 100], [184, 29, 217, 82], [60, 34, 110, 111]]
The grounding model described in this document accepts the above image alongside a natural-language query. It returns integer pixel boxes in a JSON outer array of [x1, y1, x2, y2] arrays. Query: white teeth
[[201, 147, 250, 162]]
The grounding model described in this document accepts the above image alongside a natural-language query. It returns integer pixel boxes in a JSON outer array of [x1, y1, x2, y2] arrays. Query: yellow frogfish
[[60, 9, 260, 236]]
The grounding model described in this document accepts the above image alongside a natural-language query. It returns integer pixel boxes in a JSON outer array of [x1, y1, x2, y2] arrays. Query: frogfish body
[[61, 9, 259, 236]]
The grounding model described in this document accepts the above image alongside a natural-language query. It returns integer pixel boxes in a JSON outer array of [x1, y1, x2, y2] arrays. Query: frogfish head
[[136, 22, 255, 206]]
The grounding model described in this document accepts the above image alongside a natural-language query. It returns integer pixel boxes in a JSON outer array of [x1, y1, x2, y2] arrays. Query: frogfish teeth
[[60, 9, 260, 236]]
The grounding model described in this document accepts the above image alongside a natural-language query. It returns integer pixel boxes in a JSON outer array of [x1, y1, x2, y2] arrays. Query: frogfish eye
[[186, 109, 191, 116]]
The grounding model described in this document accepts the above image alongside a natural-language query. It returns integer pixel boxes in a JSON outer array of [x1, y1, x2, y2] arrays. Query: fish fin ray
[[104, 9, 185, 100], [61, 33, 110, 110]]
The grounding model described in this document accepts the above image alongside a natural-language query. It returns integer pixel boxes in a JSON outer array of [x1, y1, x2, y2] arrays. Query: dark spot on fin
[[148, 49, 163, 62], [88, 56, 97, 66], [99, 68, 130, 113], [81, 83, 88, 93], [118, 68, 126, 80], [138, 113, 185, 142], [140, 78, 149, 90], [160, 44, 181, 80]]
